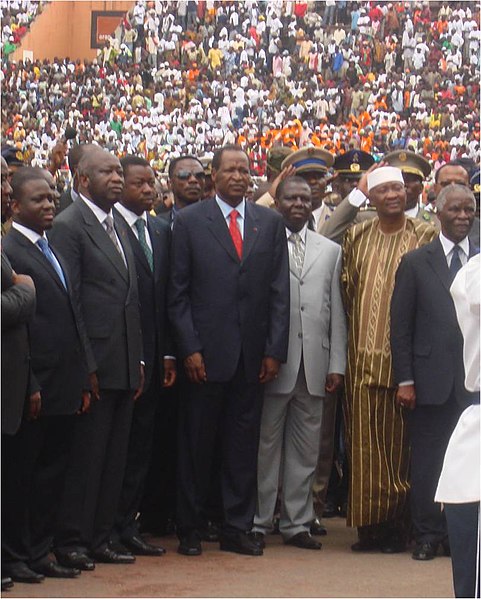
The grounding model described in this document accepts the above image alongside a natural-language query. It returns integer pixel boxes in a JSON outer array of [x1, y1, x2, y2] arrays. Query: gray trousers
[[253, 362, 324, 539]]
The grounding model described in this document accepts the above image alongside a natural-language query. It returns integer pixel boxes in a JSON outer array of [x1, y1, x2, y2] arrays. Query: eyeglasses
[[175, 170, 206, 181]]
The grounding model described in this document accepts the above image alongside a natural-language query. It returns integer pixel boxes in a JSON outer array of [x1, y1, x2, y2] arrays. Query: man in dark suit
[[391, 183, 479, 562], [169, 144, 290, 557], [140, 154, 206, 537], [112, 155, 175, 556], [159, 155, 205, 228], [1, 156, 36, 439], [2, 167, 93, 583], [56, 144, 94, 214], [49, 146, 144, 568]]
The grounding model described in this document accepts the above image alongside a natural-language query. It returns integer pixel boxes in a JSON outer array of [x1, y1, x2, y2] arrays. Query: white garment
[[435, 255, 481, 504]]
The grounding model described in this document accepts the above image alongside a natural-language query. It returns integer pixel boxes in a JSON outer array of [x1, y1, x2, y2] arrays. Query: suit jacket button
[[299, 280, 304, 285], [300, 306, 305, 311], [298, 332, 303, 339]]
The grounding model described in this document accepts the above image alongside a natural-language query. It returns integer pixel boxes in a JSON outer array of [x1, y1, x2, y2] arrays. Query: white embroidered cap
[[367, 166, 404, 191]]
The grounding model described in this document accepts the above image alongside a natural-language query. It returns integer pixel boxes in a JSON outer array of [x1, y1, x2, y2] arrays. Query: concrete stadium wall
[[12, 1, 134, 63]]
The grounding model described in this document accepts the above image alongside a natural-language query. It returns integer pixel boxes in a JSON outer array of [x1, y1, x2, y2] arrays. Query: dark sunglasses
[[175, 170, 206, 181]]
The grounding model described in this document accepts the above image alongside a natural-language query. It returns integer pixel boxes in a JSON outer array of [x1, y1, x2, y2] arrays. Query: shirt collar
[[215, 194, 246, 220], [71, 187, 80, 202], [80, 193, 112, 225], [115, 202, 147, 228], [439, 231, 470, 258], [286, 223, 308, 244], [12, 221, 46, 245], [405, 205, 419, 218]]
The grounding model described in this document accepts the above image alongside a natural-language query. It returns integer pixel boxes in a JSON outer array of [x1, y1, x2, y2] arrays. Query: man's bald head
[[77, 147, 124, 213]]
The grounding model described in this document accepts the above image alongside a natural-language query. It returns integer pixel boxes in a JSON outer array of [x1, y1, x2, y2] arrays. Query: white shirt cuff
[[348, 188, 368, 208], [398, 380, 414, 386]]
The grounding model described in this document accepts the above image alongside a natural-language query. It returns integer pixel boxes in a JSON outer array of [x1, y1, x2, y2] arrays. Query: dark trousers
[[54, 390, 134, 554], [139, 384, 178, 532], [176, 361, 263, 537], [409, 398, 461, 543], [445, 502, 480, 598], [2, 415, 74, 566], [114, 370, 162, 540]]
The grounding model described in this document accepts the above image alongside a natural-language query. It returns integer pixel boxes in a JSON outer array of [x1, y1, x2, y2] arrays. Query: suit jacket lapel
[[148, 216, 165, 283], [242, 202, 261, 264], [78, 200, 128, 282], [206, 199, 239, 263], [11, 229, 67, 294], [426, 237, 452, 292], [115, 209, 152, 278], [469, 241, 479, 259], [301, 230, 322, 277]]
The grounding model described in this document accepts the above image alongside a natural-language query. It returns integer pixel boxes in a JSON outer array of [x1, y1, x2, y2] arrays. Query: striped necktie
[[134, 218, 153, 271]]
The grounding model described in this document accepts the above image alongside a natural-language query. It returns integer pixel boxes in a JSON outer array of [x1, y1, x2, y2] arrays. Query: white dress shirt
[[439, 232, 470, 268], [115, 203, 153, 252], [12, 222, 65, 278], [80, 193, 127, 267], [215, 195, 245, 239]]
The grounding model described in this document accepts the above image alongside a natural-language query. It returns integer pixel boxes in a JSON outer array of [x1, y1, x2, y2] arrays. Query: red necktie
[[228, 209, 243, 259]]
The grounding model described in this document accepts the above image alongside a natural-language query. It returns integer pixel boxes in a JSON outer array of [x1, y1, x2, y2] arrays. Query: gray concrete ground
[[4, 519, 453, 598]]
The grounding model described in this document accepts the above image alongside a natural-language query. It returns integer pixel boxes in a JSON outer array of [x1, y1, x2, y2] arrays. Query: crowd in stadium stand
[[1, 1, 480, 181]]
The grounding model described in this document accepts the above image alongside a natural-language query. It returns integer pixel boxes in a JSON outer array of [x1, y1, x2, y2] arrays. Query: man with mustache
[[49, 147, 144, 569]]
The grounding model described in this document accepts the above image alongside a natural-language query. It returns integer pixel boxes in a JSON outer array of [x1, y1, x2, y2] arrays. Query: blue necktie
[[450, 245, 462, 278], [37, 238, 67, 290]]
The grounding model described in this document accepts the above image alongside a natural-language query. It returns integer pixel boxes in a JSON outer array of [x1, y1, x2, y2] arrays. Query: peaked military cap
[[383, 150, 431, 180], [333, 149, 375, 179], [281, 146, 334, 174]]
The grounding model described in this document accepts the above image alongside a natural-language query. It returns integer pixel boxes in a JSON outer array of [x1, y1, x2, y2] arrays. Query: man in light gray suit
[[251, 176, 347, 550]]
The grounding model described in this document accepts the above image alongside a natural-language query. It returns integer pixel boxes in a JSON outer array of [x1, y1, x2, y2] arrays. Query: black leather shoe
[[441, 539, 451, 556], [32, 560, 80, 578], [55, 551, 95, 571], [123, 535, 166, 556], [199, 521, 220, 543], [322, 501, 339, 519], [285, 532, 322, 550], [3, 562, 44, 583], [351, 538, 380, 551], [90, 546, 136, 564], [310, 518, 328, 536], [220, 532, 263, 556], [412, 541, 438, 561], [1, 577, 14, 591], [249, 532, 266, 549], [178, 532, 202, 556], [380, 531, 406, 554]]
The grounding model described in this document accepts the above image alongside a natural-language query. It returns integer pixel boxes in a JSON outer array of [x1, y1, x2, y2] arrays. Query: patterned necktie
[[36, 237, 67, 289], [289, 231, 305, 277], [229, 209, 243, 259], [104, 214, 123, 257], [134, 218, 153, 271], [450, 244, 462, 277]]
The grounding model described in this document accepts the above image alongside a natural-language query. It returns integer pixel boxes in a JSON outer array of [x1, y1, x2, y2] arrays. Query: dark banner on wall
[[91, 10, 126, 48]]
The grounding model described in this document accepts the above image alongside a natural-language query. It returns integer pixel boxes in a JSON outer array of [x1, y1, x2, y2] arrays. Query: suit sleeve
[[167, 212, 203, 360], [390, 254, 417, 385], [264, 216, 290, 362], [48, 219, 97, 375], [318, 196, 359, 244], [328, 247, 347, 375], [1, 283, 36, 331]]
